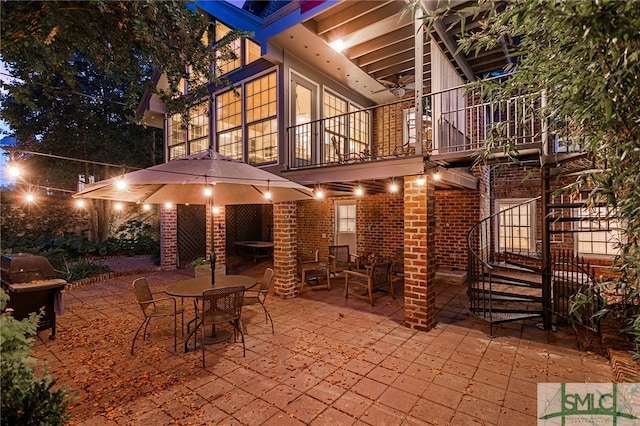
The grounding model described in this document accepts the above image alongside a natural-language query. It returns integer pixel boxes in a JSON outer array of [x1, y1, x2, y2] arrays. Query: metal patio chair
[[131, 277, 184, 354]]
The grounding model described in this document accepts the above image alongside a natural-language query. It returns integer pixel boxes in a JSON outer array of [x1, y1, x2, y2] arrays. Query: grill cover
[[1, 253, 64, 284]]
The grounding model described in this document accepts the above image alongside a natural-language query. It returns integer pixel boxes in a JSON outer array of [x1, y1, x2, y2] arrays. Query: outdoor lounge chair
[[200, 286, 245, 367], [131, 277, 185, 354], [329, 245, 359, 278], [344, 260, 394, 306], [242, 267, 275, 333]]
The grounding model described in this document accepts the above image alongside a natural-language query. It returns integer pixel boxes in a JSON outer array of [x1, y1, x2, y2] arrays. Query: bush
[[0, 289, 74, 425]]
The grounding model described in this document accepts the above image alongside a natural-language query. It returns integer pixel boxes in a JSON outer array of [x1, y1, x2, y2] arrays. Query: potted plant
[[190, 257, 211, 278]]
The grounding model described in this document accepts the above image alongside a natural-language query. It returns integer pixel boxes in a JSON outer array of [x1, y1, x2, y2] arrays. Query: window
[[216, 88, 243, 160], [215, 22, 242, 75], [496, 200, 535, 252], [323, 91, 369, 163], [189, 103, 209, 155], [575, 207, 623, 256], [246, 73, 277, 165], [213, 71, 278, 163], [337, 204, 356, 232], [168, 114, 187, 160]]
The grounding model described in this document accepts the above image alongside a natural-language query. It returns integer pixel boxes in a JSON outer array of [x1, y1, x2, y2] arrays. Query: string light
[[389, 181, 399, 193], [264, 179, 272, 200], [75, 199, 86, 208], [354, 186, 364, 197], [433, 170, 441, 181], [164, 202, 173, 209], [143, 204, 151, 211], [8, 164, 21, 178], [116, 179, 127, 190], [204, 187, 212, 197], [25, 193, 35, 203], [416, 174, 426, 186], [212, 206, 220, 214], [114, 202, 123, 211], [315, 188, 324, 199]]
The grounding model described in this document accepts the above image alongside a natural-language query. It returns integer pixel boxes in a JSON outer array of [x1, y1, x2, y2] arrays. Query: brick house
[[138, 1, 617, 333]]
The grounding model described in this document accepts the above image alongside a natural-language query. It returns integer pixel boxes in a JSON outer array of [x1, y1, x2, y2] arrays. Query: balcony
[[285, 81, 549, 172]]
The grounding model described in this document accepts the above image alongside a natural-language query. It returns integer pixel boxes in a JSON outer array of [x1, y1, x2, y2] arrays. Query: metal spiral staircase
[[467, 159, 603, 336]]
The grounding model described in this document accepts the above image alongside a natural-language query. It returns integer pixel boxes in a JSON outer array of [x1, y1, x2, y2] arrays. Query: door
[[335, 201, 357, 256], [290, 73, 318, 167]]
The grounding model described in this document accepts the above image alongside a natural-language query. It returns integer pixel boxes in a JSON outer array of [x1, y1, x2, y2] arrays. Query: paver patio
[[31, 259, 614, 425]]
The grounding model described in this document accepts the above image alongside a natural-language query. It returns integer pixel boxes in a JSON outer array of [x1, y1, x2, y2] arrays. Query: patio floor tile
[[26, 259, 615, 425]]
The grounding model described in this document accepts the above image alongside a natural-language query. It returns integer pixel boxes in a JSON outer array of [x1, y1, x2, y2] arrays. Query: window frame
[[574, 207, 623, 257], [495, 199, 536, 253]]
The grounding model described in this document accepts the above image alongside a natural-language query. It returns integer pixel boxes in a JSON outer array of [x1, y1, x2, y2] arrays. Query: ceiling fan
[[374, 74, 415, 97]]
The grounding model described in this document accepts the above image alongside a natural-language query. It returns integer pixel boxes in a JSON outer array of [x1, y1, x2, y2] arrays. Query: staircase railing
[[467, 196, 541, 324]]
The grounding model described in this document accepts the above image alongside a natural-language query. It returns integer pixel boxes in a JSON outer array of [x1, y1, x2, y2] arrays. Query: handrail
[[467, 196, 542, 272]]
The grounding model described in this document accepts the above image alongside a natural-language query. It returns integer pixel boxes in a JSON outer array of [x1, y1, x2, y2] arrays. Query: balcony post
[[414, 7, 423, 155]]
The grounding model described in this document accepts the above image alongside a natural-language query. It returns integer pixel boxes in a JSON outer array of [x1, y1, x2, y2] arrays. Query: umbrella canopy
[[73, 150, 314, 205]]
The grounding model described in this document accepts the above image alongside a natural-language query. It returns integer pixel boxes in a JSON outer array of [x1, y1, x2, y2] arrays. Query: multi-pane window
[[575, 207, 623, 256], [168, 114, 187, 160], [216, 88, 243, 160], [246, 39, 261, 64], [246, 73, 277, 165], [188, 103, 209, 155], [497, 200, 535, 252], [215, 22, 242, 75], [337, 204, 356, 232], [168, 103, 210, 160], [323, 91, 369, 162]]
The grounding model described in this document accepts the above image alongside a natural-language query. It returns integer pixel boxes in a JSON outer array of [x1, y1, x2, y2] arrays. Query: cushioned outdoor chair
[[242, 267, 275, 333], [344, 260, 394, 306], [200, 286, 245, 367], [131, 277, 185, 354]]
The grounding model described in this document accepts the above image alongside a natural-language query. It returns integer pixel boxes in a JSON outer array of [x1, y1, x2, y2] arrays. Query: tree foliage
[[1, 1, 246, 241], [415, 0, 640, 352]]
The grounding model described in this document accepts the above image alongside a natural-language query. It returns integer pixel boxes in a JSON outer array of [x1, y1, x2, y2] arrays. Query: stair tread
[[470, 310, 543, 324], [469, 288, 542, 302]]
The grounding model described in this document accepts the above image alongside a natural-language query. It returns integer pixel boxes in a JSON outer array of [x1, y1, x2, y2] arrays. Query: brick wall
[[435, 189, 479, 271], [273, 201, 297, 299], [160, 204, 178, 268], [403, 175, 436, 331]]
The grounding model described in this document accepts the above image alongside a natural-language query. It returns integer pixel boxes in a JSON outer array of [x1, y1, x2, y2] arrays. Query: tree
[[414, 0, 640, 352], [1, 1, 246, 242]]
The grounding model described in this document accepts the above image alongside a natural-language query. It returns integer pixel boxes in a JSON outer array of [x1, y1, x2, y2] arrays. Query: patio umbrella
[[73, 149, 313, 205], [73, 149, 314, 281]]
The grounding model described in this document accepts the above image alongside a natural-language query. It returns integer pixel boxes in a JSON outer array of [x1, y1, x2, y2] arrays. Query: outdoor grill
[[1, 253, 67, 340]]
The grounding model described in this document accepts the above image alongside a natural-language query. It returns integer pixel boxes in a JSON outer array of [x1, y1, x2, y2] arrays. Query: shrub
[[0, 289, 74, 425]]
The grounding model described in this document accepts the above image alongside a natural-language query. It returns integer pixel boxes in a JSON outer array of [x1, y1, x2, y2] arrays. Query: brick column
[[160, 204, 178, 269], [273, 201, 297, 299], [207, 206, 226, 272], [404, 176, 436, 331]]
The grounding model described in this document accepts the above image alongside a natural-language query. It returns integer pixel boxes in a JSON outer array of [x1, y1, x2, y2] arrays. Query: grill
[[1, 253, 67, 340]]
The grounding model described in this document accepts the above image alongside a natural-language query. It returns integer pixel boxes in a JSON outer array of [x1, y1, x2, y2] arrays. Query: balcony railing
[[286, 80, 560, 170]]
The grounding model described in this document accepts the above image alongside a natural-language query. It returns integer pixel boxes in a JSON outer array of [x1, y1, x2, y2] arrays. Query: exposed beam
[[358, 40, 421, 67], [323, 5, 408, 48], [316, 1, 393, 36], [347, 25, 414, 59], [365, 50, 415, 75], [421, 0, 476, 81]]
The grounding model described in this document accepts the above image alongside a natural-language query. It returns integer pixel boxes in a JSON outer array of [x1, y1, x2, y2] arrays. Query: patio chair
[[298, 255, 331, 293], [242, 267, 275, 333], [329, 245, 359, 278], [131, 277, 185, 355], [200, 286, 245, 367], [344, 260, 394, 306]]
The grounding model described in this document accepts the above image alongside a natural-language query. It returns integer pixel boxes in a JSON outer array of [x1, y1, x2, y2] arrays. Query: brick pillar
[[160, 204, 178, 269], [403, 176, 436, 331], [273, 201, 297, 299], [207, 205, 226, 272]]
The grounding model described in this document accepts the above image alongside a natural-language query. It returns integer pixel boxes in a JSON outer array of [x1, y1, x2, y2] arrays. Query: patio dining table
[[166, 274, 256, 351]]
